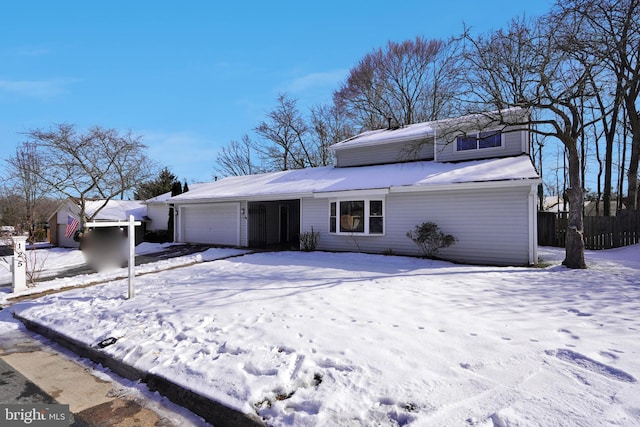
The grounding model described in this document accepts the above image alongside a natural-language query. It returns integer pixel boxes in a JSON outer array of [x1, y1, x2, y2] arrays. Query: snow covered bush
[[406, 222, 456, 258]]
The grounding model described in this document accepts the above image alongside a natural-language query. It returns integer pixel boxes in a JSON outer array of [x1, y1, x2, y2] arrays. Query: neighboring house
[[143, 183, 204, 233], [144, 192, 173, 232], [168, 109, 541, 266], [48, 198, 147, 248], [540, 196, 626, 216]]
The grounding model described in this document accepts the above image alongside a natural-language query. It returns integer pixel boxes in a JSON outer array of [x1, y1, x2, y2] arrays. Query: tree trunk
[[626, 96, 640, 211], [603, 123, 615, 216], [627, 131, 640, 211], [563, 143, 587, 269]]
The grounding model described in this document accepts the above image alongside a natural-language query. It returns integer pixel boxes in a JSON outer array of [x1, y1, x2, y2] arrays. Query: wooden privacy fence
[[538, 210, 640, 249]]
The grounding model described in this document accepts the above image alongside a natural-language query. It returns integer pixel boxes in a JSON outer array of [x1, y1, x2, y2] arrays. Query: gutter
[[168, 192, 315, 205], [389, 177, 542, 193]]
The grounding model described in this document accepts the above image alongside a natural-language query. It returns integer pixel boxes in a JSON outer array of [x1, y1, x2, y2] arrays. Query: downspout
[[174, 205, 180, 243], [529, 183, 538, 265]]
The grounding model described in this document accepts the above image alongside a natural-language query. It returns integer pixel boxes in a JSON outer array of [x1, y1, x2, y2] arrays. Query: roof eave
[[170, 192, 315, 204], [390, 177, 541, 193]]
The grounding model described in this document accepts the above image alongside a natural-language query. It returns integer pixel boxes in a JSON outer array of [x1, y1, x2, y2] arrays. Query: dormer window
[[456, 130, 503, 151]]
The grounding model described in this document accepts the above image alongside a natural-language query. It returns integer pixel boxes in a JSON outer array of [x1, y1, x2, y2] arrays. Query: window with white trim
[[456, 130, 503, 151], [329, 199, 384, 235]]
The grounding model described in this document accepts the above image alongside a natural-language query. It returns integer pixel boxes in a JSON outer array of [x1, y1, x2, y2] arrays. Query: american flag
[[64, 215, 80, 238]]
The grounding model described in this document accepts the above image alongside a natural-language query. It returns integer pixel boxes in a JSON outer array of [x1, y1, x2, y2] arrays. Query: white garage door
[[181, 203, 239, 246]]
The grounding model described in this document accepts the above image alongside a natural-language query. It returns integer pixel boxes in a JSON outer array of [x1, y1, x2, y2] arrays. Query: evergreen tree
[[136, 167, 179, 200]]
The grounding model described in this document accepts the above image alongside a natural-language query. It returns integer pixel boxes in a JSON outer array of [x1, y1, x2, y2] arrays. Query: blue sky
[[0, 1, 553, 185]]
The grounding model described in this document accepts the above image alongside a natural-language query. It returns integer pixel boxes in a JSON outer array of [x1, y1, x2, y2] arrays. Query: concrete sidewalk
[[0, 324, 201, 426]]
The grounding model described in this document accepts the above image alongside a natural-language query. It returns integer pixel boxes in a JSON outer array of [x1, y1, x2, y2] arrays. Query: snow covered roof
[[329, 108, 529, 151], [144, 183, 207, 204], [85, 200, 146, 221], [169, 155, 540, 203], [144, 193, 174, 204], [330, 122, 434, 150]]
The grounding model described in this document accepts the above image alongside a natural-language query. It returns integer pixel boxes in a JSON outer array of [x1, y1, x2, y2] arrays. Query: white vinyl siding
[[146, 203, 169, 231], [55, 205, 80, 248], [57, 224, 79, 248], [179, 203, 240, 246], [302, 185, 534, 266], [335, 139, 434, 168]]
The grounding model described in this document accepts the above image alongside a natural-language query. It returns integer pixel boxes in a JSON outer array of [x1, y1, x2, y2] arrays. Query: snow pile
[[6, 246, 640, 426]]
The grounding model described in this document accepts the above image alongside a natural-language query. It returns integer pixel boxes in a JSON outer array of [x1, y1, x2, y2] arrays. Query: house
[[168, 109, 541, 266], [143, 183, 205, 235], [540, 195, 626, 216], [144, 192, 174, 234], [48, 198, 147, 248]]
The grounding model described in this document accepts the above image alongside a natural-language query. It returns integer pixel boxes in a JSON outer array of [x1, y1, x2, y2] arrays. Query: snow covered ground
[[2, 244, 639, 426]]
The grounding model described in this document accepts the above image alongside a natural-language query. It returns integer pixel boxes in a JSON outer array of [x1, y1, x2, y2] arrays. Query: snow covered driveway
[[10, 246, 640, 426]]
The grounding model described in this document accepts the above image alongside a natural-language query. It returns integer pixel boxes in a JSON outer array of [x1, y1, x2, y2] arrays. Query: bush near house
[[299, 228, 320, 251], [406, 222, 457, 258]]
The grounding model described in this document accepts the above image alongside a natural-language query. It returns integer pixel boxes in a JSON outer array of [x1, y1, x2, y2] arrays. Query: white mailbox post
[[85, 215, 141, 299], [12, 235, 28, 293]]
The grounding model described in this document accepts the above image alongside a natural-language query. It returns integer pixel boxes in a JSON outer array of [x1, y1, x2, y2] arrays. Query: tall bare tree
[[463, 10, 605, 268], [6, 142, 52, 234], [334, 36, 463, 130], [22, 124, 154, 227], [557, 0, 640, 214], [309, 103, 353, 166], [579, 0, 640, 210], [215, 134, 257, 177], [255, 93, 316, 171]]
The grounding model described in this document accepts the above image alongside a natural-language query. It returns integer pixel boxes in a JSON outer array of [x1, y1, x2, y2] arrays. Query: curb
[[13, 313, 265, 427]]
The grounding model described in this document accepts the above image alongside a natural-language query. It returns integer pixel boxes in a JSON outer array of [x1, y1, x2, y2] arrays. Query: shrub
[[31, 228, 47, 242], [406, 222, 457, 258], [299, 227, 320, 251]]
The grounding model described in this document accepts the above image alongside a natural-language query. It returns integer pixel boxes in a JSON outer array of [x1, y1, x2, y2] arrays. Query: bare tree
[[22, 124, 154, 228], [559, 0, 640, 214], [334, 36, 463, 130], [5, 142, 52, 235], [463, 11, 605, 268], [215, 134, 257, 177], [254, 93, 317, 171], [309, 103, 353, 166], [583, 0, 640, 210]]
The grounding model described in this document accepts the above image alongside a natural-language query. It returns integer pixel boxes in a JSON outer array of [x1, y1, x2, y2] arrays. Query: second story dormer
[[329, 108, 530, 167]]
